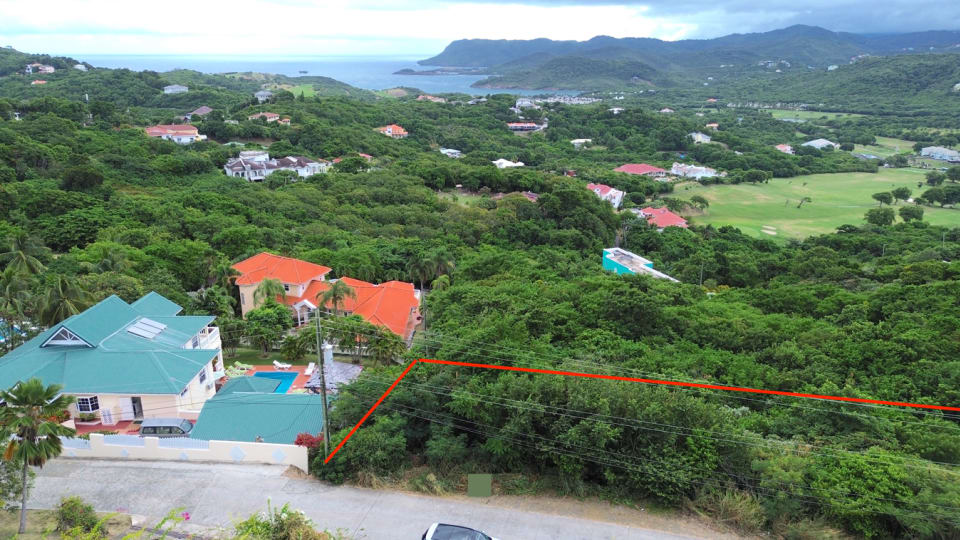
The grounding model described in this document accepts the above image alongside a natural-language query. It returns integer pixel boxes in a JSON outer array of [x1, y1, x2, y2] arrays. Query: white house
[[440, 148, 463, 158], [224, 153, 329, 181], [492, 159, 524, 169], [671, 162, 720, 179], [571, 138, 592, 149], [689, 132, 712, 144], [802, 138, 839, 150], [25, 63, 55, 74], [608, 107, 625, 114], [659, 108, 674, 113], [586, 183, 625, 209], [144, 125, 207, 144], [254, 90, 273, 103], [163, 84, 189, 94], [73, 64, 87, 71], [921, 146, 960, 162]]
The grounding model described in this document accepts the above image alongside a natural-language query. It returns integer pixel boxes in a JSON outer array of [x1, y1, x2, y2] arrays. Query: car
[[422, 523, 499, 540], [138, 418, 194, 438]]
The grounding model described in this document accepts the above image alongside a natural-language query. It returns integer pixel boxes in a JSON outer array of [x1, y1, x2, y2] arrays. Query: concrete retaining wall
[[60, 434, 309, 472]]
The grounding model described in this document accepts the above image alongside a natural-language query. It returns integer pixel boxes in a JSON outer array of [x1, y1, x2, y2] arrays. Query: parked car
[[138, 418, 193, 437], [422, 523, 498, 540]]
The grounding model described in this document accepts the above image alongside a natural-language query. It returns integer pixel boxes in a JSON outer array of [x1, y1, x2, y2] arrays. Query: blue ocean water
[[76, 54, 572, 96]]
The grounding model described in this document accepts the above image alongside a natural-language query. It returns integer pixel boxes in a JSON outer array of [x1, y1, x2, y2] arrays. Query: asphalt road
[[28, 459, 733, 539]]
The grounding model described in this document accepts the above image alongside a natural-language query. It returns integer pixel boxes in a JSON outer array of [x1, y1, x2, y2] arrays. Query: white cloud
[[0, 0, 697, 55]]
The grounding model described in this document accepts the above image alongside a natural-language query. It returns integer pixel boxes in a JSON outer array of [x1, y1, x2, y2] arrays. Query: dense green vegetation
[[2, 53, 960, 538]]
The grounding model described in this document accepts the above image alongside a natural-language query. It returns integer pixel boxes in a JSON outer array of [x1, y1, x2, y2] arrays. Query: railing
[[198, 326, 220, 349]]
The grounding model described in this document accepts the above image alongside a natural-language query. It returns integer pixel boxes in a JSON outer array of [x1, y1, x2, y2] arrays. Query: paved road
[[29, 459, 732, 540]]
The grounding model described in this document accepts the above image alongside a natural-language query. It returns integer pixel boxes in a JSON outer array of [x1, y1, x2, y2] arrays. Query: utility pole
[[314, 312, 330, 457]]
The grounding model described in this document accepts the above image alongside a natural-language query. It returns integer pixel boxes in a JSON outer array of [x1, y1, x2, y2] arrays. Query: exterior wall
[[61, 433, 309, 472], [238, 283, 259, 317], [602, 255, 635, 275]]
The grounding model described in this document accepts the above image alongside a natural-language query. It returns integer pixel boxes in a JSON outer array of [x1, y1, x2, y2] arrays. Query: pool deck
[[244, 365, 312, 393]]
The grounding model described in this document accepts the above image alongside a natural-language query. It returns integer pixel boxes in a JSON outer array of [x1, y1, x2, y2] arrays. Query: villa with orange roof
[[144, 124, 207, 144], [232, 253, 420, 341], [375, 124, 408, 139]]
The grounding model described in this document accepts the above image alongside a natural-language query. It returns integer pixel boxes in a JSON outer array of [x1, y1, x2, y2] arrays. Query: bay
[[76, 54, 576, 96]]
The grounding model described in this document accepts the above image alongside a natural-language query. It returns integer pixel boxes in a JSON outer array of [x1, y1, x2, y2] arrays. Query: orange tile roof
[[145, 124, 199, 137], [232, 252, 331, 286], [289, 278, 419, 339]]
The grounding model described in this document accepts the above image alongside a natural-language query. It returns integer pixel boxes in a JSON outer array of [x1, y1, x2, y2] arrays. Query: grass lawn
[[290, 84, 316, 98], [0, 509, 131, 539], [676, 168, 960, 239], [854, 136, 914, 158], [769, 110, 865, 122], [439, 191, 486, 208]]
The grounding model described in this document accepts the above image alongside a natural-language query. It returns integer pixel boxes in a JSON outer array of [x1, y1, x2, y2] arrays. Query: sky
[[1, 0, 958, 57]]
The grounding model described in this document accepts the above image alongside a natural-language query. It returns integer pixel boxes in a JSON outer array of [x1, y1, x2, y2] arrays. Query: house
[[602, 248, 679, 282], [163, 84, 188, 94], [705, 123, 719, 130], [570, 138, 592, 149], [376, 124, 408, 139], [416, 94, 446, 103], [30, 80, 47, 85], [25, 63, 55, 74], [248, 112, 281, 122], [191, 380, 326, 444], [614, 163, 667, 178], [853, 153, 881, 160], [706, 98, 718, 103], [586, 183, 625, 209], [689, 132, 712, 144], [467, 98, 487, 105], [224, 153, 329, 181], [185, 106, 213, 120], [278, 117, 291, 125], [232, 252, 421, 341], [515, 98, 538, 109], [827, 65, 838, 71], [144, 124, 207, 144], [608, 107, 625, 114], [507, 122, 539, 132], [802, 138, 839, 150], [440, 148, 463, 158], [254, 90, 273, 103], [633, 207, 689, 230], [74, 64, 87, 71], [0, 292, 223, 426], [775, 144, 794, 154], [659, 108, 674, 113], [492, 158, 524, 169], [671, 162, 719, 179], [920, 146, 960, 162]]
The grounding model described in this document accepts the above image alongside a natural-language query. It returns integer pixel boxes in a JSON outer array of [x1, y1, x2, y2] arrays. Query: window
[[283, 284, 290, 292], [77, 396, 99, 412], [191, 335, 200, 348], [158, 427, 174, 435], [180, 387, 188, 398], [199, 368, 207, 384], [142, 427, 157, 435]]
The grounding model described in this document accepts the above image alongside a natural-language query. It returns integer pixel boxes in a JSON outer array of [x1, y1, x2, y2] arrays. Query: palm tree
[[369, 327, 407, 366], [430, 274, 451, 292], [280, 329, 313, 364], [38, 275, 92, 326], [0, 232, 47, 275], [0, 378, 76, 533], [317, 280, 357, 317], [79, 249, 129, 274], [406, 253, 433, 292], [253, 278, 286, 306], [428, 250, 455, 282], [209, 260, 240, 290], [0, 268, 31, 350]]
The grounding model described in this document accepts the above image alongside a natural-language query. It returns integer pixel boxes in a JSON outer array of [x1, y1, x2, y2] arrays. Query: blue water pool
[[253, 371, 298, 393]]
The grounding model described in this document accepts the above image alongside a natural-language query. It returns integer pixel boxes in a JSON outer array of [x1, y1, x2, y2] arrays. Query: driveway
[[29, 459, 740, 539]]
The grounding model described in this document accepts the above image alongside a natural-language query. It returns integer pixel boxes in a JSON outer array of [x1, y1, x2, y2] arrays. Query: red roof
[[290, 277, 419, 339], [586, 183, 615, 196], [376, 124, 407, 135], [614, 163, 667, 176], [145, 124, 199, 137], [232, 252, 331, 286], [641, 207, 688, 229]]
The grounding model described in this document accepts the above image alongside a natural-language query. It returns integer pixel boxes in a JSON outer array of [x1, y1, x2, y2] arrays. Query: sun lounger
[[304, 362, 316, 376], [273, 360, 292, 370]]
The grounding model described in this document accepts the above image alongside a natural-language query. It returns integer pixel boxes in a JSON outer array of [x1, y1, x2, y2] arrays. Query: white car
[[421, 523, 499, 540]]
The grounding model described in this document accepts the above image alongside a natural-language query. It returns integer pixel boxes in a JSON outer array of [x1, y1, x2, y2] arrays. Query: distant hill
[[420, 25, 960, 91]]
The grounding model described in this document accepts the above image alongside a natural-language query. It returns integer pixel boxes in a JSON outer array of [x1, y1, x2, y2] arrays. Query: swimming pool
[[253, 371, 298, 393]]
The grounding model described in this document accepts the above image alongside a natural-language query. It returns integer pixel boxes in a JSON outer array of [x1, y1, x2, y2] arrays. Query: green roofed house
[[0, 292, 223, 427], [191, 377, 325, 444]]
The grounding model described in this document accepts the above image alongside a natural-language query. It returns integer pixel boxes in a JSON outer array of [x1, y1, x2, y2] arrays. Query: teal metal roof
[[190, 392, 325, 444], [218, 376, 281, 395], [131, 292, 184, 317], [0, 293, 219, 395]]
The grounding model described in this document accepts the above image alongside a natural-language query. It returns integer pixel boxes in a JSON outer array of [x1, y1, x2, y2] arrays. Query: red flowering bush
[[294, 432, 324, 449]]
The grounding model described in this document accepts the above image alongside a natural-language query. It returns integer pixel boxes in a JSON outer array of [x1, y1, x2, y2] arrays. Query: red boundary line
[[323, 357, 960, 463]]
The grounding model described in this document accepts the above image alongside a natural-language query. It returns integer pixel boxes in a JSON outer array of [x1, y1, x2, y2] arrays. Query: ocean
[[76, 54, 574, 96]]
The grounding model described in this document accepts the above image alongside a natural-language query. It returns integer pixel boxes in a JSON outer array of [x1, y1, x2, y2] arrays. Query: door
[[119, 398, 134, 421], [131, 397, 143, 419]]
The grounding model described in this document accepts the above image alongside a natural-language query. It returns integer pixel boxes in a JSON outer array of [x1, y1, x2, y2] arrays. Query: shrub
[[690, 488, 765, 534], [295, 432, 324, 449], [56, 496, 101, 536], [235, 502, 328, 540]]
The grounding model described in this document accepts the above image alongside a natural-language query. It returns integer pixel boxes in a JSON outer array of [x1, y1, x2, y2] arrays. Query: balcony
[[197, 326, 221, 350]]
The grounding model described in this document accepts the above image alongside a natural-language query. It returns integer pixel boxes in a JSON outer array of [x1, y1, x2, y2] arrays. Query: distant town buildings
[[614, 163, 667, 178], [163, 84, 189, 94], [254, 90, 273, 103], [375, 124, 408, 138], [492, 159, 524, 169], [602, 248, 679, 282], [224, 151, 329, 181], [440, 148, 463, 158], [671, 162, 719, 179], [248, 112, 281, 122], [775, 144, 794, 154], [25, 63, 54, 74], [632, 207, 689, 230], [507, 122, 540, 132], [144, 124, 207, 144], [586, 183, 625, 209], [802, 138, 839, 150], [689, 132, 712, 144], [921, 146, 960, 162]]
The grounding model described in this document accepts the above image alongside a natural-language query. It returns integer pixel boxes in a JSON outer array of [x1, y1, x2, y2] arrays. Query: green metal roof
[[190, 392, 326, 444], [0, 293, 218, 395], [218, 376, 281, 395], [130, 291, 184, 317]]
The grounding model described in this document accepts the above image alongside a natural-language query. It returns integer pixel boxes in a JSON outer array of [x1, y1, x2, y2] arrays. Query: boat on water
[[298, 70, 308, 74]]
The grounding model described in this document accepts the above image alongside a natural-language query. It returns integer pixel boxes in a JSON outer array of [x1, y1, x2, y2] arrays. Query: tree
[[796, 197, 812, 208], [265, 169, 299, 189], [0, 267, 31, 350], [864, 207, 895, 226], [925, 171, 945, 186], [60, 166, 104, 192], [253, 278, 286, 306], [947, 166, 960, 183], [0, 378, 76, 533], [428, 249, 455, 283], [369, 327, 406, 366], [317, 280, 357, 317], [871, 192, 893, 207], [281, 329, 313, 364], [246, 302, 291, 355], [898, 205, 924, 222], [406, 253, 433, 292], [38, 275, 92, 326], [0, 233, 47, 275], [923, 187, 946, 207], [333, 156, 369, 174], [690, 195, 709, 211], [891, 187, 911, 204]]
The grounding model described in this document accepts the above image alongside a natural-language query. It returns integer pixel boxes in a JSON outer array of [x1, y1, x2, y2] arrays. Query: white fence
[[60, 433, 309, 472]]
